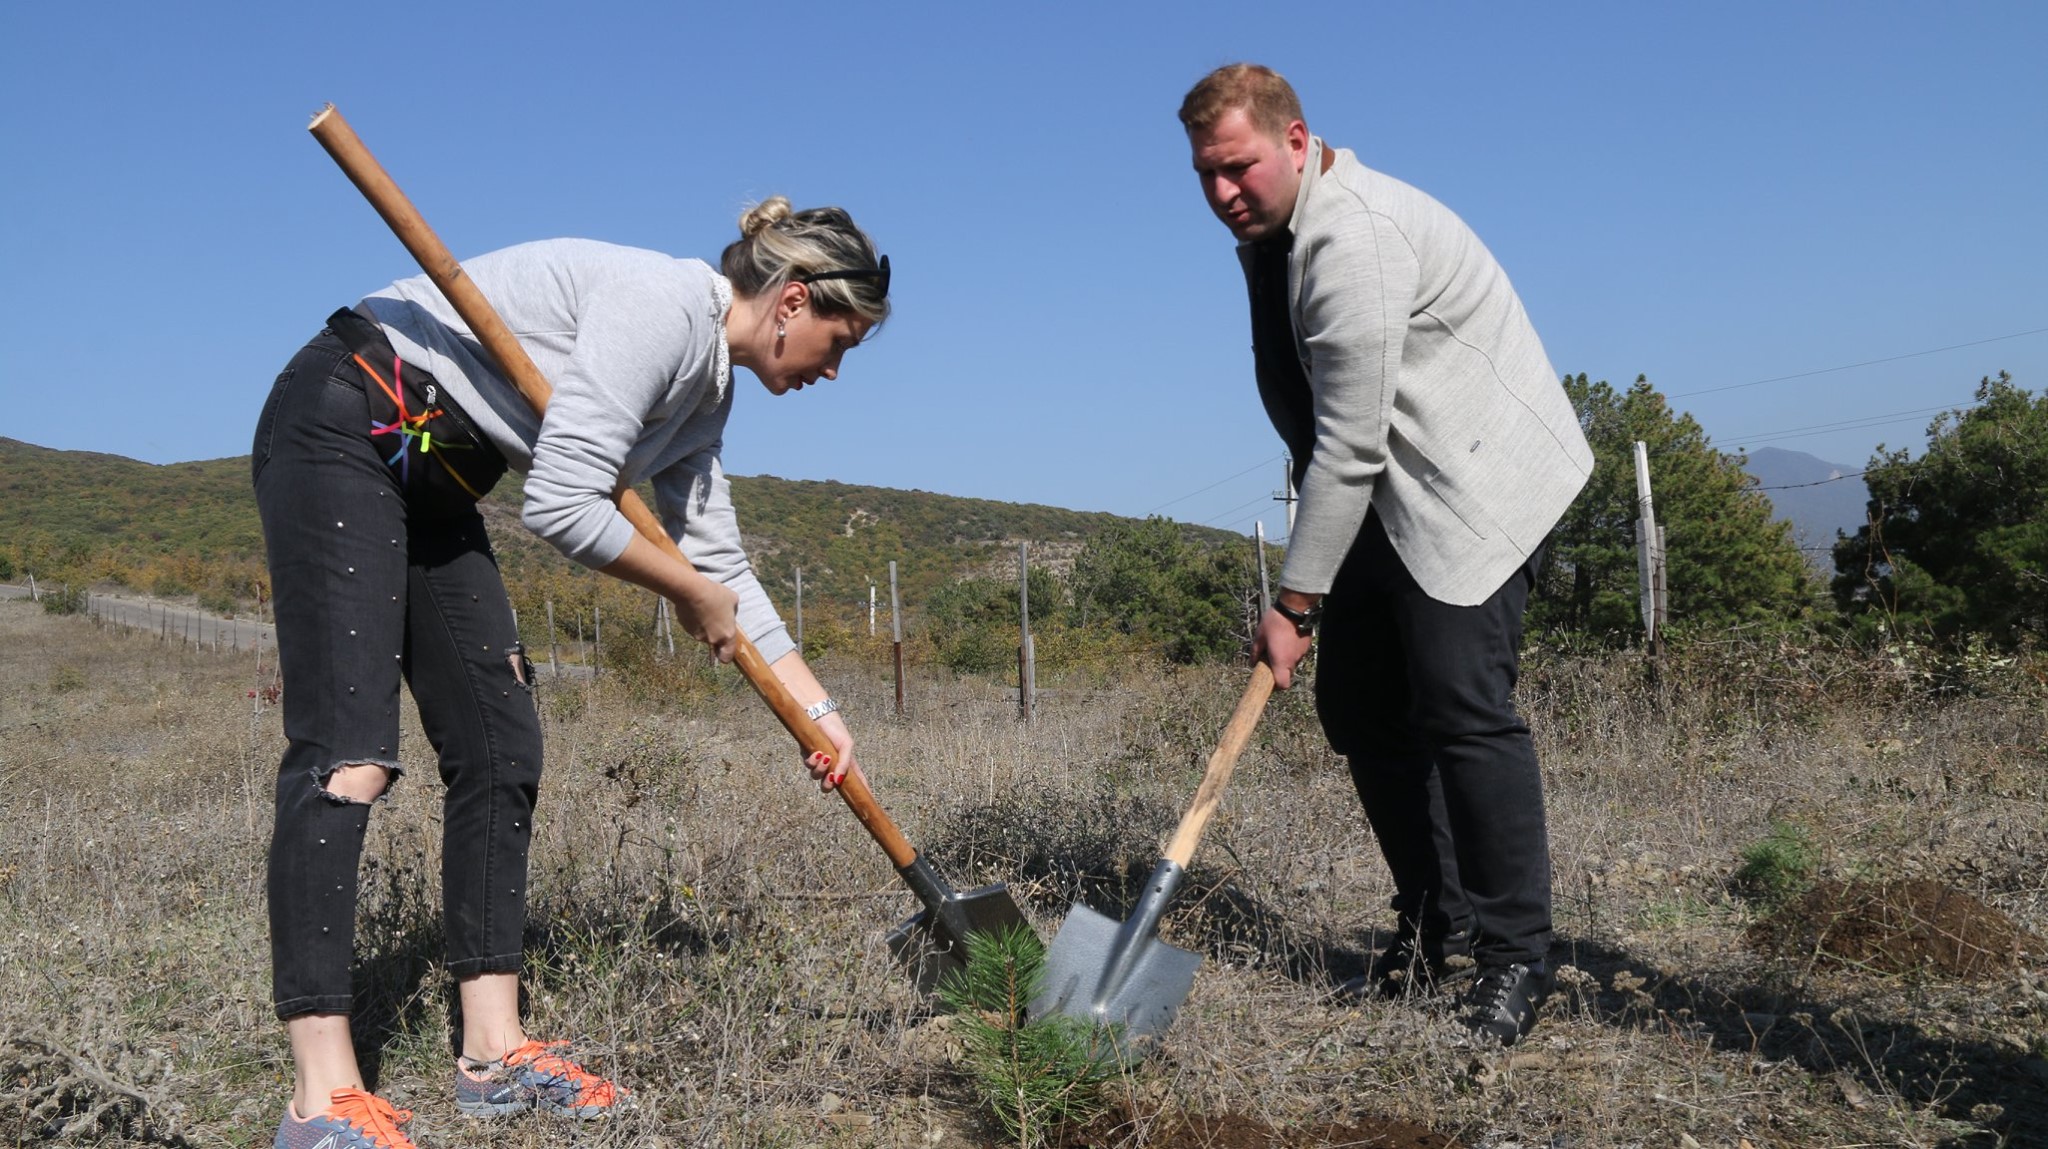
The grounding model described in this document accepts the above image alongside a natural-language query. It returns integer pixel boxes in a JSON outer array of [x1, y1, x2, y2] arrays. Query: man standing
[[1179, 63, 1593, 1044]]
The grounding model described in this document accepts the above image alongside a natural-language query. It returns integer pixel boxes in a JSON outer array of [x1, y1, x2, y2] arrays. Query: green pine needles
[[935, 925, 1119, 1146], [1735, 820, 1817, 908]]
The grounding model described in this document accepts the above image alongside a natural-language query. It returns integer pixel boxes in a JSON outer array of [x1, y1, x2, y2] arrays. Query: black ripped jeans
[[253, 326, 541, 1020]]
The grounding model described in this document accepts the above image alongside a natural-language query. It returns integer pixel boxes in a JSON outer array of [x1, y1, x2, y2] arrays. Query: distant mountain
[[1742, 446, 1871, 557]]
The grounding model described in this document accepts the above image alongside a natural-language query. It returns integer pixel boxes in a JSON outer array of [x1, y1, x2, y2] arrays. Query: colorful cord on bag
[[357, 353, 486, 500]]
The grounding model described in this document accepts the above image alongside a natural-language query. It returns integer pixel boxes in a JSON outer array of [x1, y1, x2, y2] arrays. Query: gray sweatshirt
[[360, 238, 792, 664]]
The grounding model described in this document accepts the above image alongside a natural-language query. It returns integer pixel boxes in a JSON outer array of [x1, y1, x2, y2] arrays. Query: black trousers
[[253, 328, 542, 1019], [1314, 512, 1551, 967]]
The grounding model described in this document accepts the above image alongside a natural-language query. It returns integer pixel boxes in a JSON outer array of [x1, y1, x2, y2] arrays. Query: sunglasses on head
[[798, 253, 890, 299]]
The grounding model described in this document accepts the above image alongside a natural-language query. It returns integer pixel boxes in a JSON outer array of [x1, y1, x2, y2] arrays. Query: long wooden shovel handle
[[1162, 661, 1274, 868], [308, 103, 917, 868]]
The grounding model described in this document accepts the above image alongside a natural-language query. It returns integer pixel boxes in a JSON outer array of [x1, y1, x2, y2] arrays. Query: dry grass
[[2, 599, 2045, 1148]]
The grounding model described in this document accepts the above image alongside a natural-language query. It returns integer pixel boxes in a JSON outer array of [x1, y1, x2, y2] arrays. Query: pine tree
[[1832, 372, 2048, 647], [1531, 374, 1814, 642]]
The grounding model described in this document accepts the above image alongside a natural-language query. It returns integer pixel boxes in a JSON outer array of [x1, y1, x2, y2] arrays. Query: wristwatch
[[805, 697, 841, 721], [1273, 599, 1323, 636]]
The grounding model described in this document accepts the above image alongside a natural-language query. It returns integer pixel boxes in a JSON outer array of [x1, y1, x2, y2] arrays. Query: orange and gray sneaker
[[273, 1088, 417, 1149], [455, 1040, 629, 1119]]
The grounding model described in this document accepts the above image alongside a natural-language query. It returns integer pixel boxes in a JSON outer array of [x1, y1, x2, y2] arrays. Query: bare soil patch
[[1750, 878, 2045, 978], [1060, 1108, 1457, 1148]]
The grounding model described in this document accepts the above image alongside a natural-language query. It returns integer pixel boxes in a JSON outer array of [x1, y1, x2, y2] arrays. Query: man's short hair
[[1178, 63, 1304, 138]]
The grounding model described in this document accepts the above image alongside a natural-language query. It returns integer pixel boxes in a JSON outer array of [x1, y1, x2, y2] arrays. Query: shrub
[[197, 586, 239, 618], [151, 575, 192, 599], [1071, 518, 1255, 665], [39, 584, 87, 616]]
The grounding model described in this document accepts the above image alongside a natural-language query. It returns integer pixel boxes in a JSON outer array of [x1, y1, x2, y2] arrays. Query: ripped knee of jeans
[[314, 760, 403, 805]]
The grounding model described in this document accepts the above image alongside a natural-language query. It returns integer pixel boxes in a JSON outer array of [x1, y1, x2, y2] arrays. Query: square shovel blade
[[884, 881, 1033, 999], [1029, 901, 1202, 1058]]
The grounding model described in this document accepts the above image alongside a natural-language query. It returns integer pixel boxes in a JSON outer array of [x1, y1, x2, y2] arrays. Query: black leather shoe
[[1340, 928, 1473, 1001], [1458, 962, 1552, 1044]]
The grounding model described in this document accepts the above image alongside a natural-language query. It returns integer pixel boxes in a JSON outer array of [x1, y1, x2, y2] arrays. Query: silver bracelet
[[804, 697, 841, 721]]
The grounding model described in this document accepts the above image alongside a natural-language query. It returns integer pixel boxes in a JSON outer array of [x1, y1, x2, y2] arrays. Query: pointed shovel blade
[[1029, 901, 1201, 1059], [883, 880, 1033, 999]]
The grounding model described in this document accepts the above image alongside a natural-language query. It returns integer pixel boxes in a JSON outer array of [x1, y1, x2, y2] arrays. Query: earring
[[776, 321, 787, 340]]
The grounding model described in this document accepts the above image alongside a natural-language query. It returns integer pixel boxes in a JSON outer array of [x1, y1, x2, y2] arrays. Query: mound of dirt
[[1059, 1110, 1458, 1149], [1749, 879, 2044, 978]]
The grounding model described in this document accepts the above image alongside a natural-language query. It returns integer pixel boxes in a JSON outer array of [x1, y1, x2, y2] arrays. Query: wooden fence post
[[546, 599, 559, 677], [1018, 541, 1034, 722], [889, 561, 904, 717], [1633, 440, 1666, 661], [1654, 524, 1669, 648], [1254, 520, 1272, 615]]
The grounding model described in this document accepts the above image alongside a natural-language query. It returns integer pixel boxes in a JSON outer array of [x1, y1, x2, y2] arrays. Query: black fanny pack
[[326, 307, 507, 507]]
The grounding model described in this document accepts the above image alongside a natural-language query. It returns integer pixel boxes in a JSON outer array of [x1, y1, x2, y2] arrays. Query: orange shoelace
[[322, 1088, 416, 1149], [502, 1040, 624, 1105]]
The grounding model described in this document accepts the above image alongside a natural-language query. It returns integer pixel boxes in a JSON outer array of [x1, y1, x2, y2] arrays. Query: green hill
[[0, 437, 1244, 626]]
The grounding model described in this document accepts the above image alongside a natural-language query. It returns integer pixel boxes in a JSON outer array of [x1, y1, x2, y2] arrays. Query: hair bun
[[738, 196, 794, 239]]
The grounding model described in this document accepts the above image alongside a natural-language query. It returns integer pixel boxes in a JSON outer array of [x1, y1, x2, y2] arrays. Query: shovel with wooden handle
[[1028, 661, 1274, 1058], [306, 103, 1030, 996]]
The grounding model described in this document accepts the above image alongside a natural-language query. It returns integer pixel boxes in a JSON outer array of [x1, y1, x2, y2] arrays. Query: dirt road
[[1, 584, 274, 652]]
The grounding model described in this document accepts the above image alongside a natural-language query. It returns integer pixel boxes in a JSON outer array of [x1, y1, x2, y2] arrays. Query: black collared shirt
[[1248, 231, 1314, 492]]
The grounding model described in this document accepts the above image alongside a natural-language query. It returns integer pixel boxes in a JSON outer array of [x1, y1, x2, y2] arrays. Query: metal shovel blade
[[1032, 903, 1200, 1053], [882, 856, 1034, 998], [1028, 860, 1200, 1060]]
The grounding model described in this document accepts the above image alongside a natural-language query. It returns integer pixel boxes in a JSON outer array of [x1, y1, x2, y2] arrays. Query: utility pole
[[1273, 456, 1297, 536]]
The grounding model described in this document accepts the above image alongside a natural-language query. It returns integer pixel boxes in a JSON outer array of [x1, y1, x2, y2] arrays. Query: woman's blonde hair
[[721, 197, 890, 326]]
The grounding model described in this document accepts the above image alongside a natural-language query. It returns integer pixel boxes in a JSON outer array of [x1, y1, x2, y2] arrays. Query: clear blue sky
[[3, 2, 2042, 538]]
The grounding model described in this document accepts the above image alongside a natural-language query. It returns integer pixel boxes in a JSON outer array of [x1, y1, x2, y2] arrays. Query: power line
[[1732, 413, 1950, 449], [1750, 470, 1869, 492], [1668, 325, 2048, 399], [1199, 492, 1277, 529], [1145, 453, 1284, 516], [1720, 400, 1968, 445]]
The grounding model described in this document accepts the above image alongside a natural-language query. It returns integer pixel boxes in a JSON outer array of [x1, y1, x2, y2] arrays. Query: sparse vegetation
[[4, 595, 2045, 1147]]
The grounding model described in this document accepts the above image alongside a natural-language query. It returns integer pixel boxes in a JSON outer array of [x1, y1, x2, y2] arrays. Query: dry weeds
[[2, 601, 2044, 1148]]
